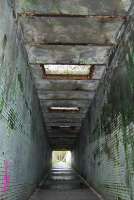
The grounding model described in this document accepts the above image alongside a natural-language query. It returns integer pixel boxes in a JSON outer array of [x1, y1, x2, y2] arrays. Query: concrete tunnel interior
[[1, 0, 134, 200]]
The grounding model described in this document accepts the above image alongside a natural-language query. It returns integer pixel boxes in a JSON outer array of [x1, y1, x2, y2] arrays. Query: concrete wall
[[0, 1, 50, 199], [77, 15, 134, 200]]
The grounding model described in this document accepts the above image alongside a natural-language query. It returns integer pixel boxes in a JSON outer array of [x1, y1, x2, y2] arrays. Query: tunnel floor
[[29, 163, 100, 200]]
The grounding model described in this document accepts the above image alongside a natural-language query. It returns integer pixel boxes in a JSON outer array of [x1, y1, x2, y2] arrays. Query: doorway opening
[[52, 151, 72, 169]]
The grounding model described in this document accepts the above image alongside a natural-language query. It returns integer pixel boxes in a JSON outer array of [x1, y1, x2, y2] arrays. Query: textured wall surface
[[77, 15, 134, 200], [0, 1, 50, 200]]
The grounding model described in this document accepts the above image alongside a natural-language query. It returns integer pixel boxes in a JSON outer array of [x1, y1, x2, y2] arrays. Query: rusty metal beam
[[18, 12, 128, 20], [42, 74, 92, 80]]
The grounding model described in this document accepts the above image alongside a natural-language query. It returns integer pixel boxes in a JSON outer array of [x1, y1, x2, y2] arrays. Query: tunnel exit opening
[[52, 151, 72, 169]]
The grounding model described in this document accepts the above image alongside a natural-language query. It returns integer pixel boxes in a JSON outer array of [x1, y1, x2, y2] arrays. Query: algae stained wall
[[78, 15, 134, 200], [0, 1, 50, 199]]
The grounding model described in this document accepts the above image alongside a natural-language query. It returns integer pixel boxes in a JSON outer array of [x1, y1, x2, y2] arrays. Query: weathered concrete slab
[[20, 16, 124, 45], [47, 125, 81, 131], [49, 143, 77, 149], [48, 132, 78, 138], [37, 91, 95, 100], [44, 120, 83, 130], [47, 122, 81, 127], [35, 80, 99, 91], [46, 118, 83, 130], [48, 125, 80, 131], [49, 137, 77, 142], [49, 144, 74, 149], [16, 0, 131, 16], [48, 141, 77, 148], [43, 112, 85, 120], [43, 113, 87, 123], [44, 111, 85, 129], [27, 45, 110, 64], [49, 138, 77, 145], [47, 124, 80, 130], [48, 128, 80, 134], [40, 99, 90, 109], [45, 118, 82, 124]]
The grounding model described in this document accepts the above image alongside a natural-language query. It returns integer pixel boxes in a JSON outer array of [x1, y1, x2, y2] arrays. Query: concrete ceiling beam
[[20, 16, 124, 45], [34, 80, 100, 91], [37, 90, 95, 100], [16, 0, 131, 16], [26, 45, 110, 65]]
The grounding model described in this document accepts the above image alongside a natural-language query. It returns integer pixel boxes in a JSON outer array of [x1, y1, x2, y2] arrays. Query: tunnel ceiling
[[15, 0, 132, 149]]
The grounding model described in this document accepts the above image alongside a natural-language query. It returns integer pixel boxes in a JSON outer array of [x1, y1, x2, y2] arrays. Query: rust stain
[[43, 75, 91, 80], [96, 15, 128, 22], [18, 12, 128, 21]]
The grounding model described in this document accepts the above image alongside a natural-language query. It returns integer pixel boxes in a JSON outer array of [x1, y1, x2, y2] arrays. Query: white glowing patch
[[52, 151, 72, 168], [44, 65, 91, 75], [59, 125, 71, 128], [49, 107, 80, 112]]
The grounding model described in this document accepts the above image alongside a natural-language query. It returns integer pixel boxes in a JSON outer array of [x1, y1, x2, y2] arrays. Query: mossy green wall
[[78, 17, 134, 200], [0, 1, 50, 199]]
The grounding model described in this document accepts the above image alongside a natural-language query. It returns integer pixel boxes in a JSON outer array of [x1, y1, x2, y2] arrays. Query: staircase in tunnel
[[29, 164, 100, 200], [1, 0, 134, 200], [15, 0, 133, 199], [28, 151, 101, 199]]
